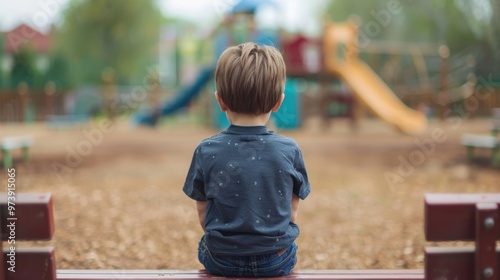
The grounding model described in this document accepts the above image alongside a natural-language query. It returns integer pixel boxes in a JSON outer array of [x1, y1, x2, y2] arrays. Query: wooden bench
[[492, 108, 500, 136], [492, 118, 500, 137], [461, 108, 500, 167], [46, 115, 90, 130], [57, 270, 424, 279], [0, 136, 32, 169], [425, 193, 499, 280], [0, 193, 56, 280], [461, 134, 500, 167], [2, 193, 499, 279]]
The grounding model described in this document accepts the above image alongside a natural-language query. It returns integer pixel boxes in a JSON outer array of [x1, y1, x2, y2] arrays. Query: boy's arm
[[291, 194, 300, 223], [196, 201, 207, 231]]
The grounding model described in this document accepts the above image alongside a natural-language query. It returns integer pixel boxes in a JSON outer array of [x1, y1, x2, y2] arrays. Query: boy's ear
[[271, 94, 285, 112], [215, 92, 228, 112]]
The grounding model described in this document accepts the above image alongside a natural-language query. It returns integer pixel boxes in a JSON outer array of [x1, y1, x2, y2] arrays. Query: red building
[[1, 24, 53, 73]]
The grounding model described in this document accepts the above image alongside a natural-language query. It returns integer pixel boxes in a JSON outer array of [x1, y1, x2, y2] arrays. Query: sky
[[0, 0, 327, 35], [0, 0, 71, 33]]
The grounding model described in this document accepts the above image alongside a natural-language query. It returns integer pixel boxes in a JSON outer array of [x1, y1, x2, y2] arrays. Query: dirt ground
[[1, 116, 499, 270]]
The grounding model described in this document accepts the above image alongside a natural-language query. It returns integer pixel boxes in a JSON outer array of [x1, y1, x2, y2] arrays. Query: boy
[[183, 42, 311, 277]]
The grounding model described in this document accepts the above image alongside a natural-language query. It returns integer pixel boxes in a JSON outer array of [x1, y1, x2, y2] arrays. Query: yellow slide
[[336, 60, 427, 135], [323, 23, 427, 135]]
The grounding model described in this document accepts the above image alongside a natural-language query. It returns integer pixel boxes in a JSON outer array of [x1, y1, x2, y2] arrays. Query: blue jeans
[[198, 236, 298, 277]]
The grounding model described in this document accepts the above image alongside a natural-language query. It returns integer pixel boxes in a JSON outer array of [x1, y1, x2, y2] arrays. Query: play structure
[[322, 22, 427, 135], [133, 66, 215, 126], [2, 0, 495, 130], [461, 108, 500, 166], [132, 2, 429, 134], [133, 0, 283, 128], [128, 0, 489, 135]]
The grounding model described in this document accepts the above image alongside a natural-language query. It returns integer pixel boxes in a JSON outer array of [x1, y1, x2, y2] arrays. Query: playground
[[4, 116, 498, 270], [1, 0, 500, 278]]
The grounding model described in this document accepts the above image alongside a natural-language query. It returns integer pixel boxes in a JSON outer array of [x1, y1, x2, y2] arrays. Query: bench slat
[[47, 115, 90, 130], [0, 136, 33, 150], [0, 193, 54, 241], [425, 193, 500, 241], [3, 247, 56, 280], [56, 270, 424, 280], [461, 134, 498, 148], [425, 247, 500, 280]]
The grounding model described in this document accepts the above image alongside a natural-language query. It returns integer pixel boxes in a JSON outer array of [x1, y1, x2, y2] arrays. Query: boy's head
[[215, 42, 286, 115]]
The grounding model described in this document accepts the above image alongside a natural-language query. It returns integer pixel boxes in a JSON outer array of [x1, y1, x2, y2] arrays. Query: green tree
[[0, 36, 5, 89], [44, 54, 73, 89], [490, 0, 500, 60], [9, 46, 39, 89], [55, 0, 163, 85], [489, 0, 500, 76], [324, 0, 408, 41], [453, 0, 499, 77], [323, 0, 478, 52], [455, 0, 498, 51], [0, 55, 4, 90]]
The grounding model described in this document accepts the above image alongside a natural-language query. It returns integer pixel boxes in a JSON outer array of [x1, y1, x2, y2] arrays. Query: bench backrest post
[[476, 202, 498, 280], [0, 225, 5, 280], [0, 193, 56, 280], [425, 194, 500, 280]]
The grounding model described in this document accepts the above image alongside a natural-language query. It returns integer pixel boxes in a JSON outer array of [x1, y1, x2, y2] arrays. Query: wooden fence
[[0, 86, 499, 124], [0, 90, 66, 123], [401, 87, 500, 118]]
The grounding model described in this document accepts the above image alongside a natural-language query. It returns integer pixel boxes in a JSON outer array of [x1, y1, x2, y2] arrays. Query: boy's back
[[184, 125, 309, 256], [183, 42, 310, 277]]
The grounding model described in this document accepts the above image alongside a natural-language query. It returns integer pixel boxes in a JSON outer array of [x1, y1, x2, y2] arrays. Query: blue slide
[[133, 66, 215, 126]]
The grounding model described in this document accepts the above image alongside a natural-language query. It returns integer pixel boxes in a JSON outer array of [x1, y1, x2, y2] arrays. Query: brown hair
[[215, 42, 286, 115]]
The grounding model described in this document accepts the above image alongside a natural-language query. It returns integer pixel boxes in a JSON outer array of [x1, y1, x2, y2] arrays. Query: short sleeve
[[292, 147, 311, 200], [183, 146, 206, 201]]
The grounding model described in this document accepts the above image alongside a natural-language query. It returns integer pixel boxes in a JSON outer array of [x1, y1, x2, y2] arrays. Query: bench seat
[[492, 119, 500, 134], [0, 136, 33, 150], [461, 134, 498, 148], [47, 114, 90, 130], [0, 135, 33, 169], [56, 269, 424, 280], [460, 134, 499, 166]]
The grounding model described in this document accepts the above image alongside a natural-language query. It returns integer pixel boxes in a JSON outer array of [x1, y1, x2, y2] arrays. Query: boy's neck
[[226, 111, 271, 127]]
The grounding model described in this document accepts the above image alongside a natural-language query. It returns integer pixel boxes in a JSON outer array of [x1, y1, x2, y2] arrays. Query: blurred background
[[1, 0, 499, 271], [0, 0, 498, 127]]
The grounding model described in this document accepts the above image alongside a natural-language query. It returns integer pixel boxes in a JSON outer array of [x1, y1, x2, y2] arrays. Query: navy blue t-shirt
[[183, 125, 311, 256]]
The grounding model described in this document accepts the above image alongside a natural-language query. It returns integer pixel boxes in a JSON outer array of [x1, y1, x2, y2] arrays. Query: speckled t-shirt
[[183, 125, 311, 256]]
